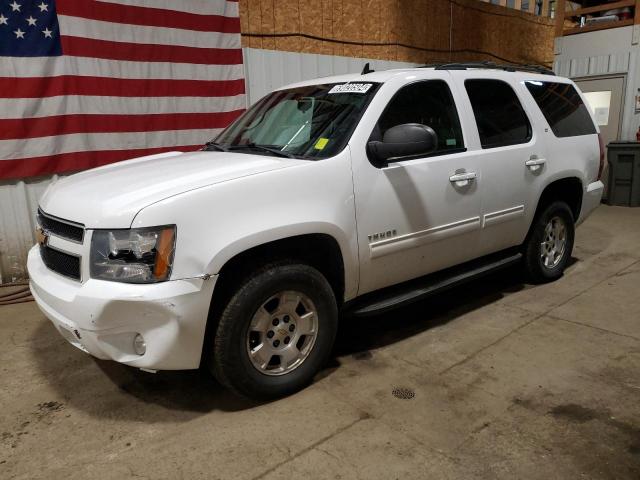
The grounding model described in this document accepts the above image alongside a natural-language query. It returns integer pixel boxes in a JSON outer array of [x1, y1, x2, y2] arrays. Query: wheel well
[[201, 234, 345, 366], [535, 177, 583, 222], [214, 233, 345, 305], [200, 233, 345, 368]]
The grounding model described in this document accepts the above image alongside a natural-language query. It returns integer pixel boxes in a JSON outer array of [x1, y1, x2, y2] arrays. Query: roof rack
[[419, 61, 555, 76]]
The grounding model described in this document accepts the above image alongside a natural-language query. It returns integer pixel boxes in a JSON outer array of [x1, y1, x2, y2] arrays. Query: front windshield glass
[[208, 82, 380, 159]]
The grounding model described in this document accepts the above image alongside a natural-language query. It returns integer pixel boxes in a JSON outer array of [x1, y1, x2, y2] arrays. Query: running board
[[348, 251, 522, 317]]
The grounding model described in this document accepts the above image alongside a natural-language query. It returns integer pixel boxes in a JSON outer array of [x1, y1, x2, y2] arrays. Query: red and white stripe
[[0, 0, 245, 180]]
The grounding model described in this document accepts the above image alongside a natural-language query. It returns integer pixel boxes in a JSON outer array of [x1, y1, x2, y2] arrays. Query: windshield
[[207, 82, 381, 159]]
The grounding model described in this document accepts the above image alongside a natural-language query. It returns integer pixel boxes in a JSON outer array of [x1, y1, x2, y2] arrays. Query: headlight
[[90, 226, 176, 283]]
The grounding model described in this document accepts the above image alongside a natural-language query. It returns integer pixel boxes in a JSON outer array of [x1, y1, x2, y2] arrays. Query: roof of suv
[[279, 63, 568, 91]]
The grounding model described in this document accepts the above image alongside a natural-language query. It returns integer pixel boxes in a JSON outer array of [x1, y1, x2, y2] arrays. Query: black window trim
[[464, 78, 534, 150], [367, 79, 468, 165]]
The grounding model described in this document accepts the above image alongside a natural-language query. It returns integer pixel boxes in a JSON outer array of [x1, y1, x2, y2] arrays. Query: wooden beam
[[528, 0, 536, 14], [563, 18, 633, 35], [542, 0, 550, 17], [514, 0, 522, 10], [566, 0, 634, 17], [555, 0, 566, 37]]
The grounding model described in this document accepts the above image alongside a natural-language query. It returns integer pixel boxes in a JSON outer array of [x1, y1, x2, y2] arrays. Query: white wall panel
[[570, 57, 590, 78], [553, 58, 570, 77], [587, 55, 610, 76], [242, 47, 417, 105], [0, 49, 417, 283], [621, 50, 640, 141], [609, 51, 630, 74]]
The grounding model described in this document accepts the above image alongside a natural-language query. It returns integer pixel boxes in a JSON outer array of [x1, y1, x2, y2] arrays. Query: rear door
[[450, 73, 547, 256]]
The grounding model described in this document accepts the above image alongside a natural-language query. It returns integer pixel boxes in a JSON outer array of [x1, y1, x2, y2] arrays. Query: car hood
[[39, 150, 302, 228]]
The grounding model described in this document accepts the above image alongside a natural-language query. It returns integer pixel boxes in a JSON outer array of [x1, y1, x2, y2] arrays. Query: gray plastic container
[[606, 142, 640, 207]]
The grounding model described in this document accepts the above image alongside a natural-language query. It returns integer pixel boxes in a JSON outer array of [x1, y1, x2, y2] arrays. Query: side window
[[465, 79, 532, 149], [374, 80, 465, 155], [524, 81, 597, 137]]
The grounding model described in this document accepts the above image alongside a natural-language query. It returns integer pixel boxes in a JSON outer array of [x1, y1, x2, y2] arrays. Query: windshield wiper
[[203, 141, 228, 152], [228, 143, 295, 159]]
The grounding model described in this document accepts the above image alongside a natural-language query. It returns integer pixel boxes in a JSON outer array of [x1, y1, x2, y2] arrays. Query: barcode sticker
[[328, 83, 373, 94]]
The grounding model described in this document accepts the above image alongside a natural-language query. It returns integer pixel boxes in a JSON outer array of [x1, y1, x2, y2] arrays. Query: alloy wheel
[[246, 290, 318, 376], [540, 216, 567, 269]]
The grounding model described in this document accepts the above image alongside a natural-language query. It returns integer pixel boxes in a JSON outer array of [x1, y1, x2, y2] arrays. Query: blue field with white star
[[0, 0, 61, 57]]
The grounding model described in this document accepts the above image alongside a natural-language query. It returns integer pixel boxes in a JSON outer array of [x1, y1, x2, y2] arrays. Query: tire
[[523, 200, 575, 283], [209, 262, 338, 400]]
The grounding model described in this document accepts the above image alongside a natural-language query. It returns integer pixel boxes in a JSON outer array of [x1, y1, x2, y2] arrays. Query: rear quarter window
[[524, 81, 597, 138]]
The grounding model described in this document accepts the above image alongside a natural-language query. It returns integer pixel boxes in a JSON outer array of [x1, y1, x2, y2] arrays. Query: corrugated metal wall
[[0, 175, 59, 283], [243, 47, 416, 104], [0, 48, 416, 284]]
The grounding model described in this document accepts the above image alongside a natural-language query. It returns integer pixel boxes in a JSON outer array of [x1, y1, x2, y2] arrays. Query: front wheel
[[209, 262, 338, 400], [523, 201, 575, 283]]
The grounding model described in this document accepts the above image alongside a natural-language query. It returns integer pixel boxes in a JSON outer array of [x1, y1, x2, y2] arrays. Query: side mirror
[[367, 123, 438, 168]]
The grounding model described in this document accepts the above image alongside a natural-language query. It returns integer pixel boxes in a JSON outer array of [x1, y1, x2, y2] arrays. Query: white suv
[[28, 63, 605, 399]]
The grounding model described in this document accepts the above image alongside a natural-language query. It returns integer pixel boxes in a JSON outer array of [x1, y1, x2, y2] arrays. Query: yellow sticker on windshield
[[314, 138, 329, 150]]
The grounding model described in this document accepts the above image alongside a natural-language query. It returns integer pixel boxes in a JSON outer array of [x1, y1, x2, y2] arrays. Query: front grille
[[40, 245, 81, 280], [37, 209, 84, 243]]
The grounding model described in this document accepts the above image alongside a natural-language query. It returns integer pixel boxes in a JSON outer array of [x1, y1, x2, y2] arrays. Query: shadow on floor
[[334, 255, 583, 360], [28, 259, 577, 421], [333, 265, 530, 359], [30, 321, 260, 421]]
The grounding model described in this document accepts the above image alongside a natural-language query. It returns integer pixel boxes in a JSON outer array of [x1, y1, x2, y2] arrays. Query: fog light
[[133, 334, 146, 356]]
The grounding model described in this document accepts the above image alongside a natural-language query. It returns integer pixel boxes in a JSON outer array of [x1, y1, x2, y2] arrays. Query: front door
[[350, 76, 483, 295]]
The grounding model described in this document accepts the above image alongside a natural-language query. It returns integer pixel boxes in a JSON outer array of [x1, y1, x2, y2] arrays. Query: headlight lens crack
[[90, 226, 176, 283]]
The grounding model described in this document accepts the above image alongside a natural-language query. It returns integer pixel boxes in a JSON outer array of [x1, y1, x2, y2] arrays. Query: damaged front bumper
[[27, 245, 216, 370]]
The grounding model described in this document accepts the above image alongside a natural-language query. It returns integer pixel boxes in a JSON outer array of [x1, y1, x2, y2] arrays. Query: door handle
[[525, 157, 546, 171], [449, 171, 477, 187]]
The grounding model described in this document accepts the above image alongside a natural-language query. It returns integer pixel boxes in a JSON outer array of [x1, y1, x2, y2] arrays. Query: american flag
[[0, 0, 245, 180]]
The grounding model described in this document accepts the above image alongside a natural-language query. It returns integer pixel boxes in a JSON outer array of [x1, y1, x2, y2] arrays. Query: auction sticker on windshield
[[328, 83, 373, 94]]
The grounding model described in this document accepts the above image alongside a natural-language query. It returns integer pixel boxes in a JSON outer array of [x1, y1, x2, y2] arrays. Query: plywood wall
[[238, 0, 555, 67]]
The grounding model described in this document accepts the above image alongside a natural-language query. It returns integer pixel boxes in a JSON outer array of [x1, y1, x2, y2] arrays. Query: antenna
[[361, 63, 374, 75]]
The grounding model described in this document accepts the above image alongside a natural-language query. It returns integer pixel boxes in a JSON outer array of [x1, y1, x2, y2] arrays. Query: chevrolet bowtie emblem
[[36, 226, 49, 246]]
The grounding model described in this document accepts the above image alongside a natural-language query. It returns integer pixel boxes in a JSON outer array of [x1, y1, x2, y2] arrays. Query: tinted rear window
[[524, 81, 596, 138], [465, 79, 532, 149]]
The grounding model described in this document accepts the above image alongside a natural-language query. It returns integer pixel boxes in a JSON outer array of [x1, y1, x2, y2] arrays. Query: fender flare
[[204, 221, 358, 299]]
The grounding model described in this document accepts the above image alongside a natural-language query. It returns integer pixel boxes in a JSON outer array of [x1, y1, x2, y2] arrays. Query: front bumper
[[27, 245, 217, 370], [577, 180, 604, 225]]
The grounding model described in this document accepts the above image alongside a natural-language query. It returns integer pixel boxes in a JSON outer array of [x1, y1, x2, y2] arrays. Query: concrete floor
[[1, 205, 639, 480]]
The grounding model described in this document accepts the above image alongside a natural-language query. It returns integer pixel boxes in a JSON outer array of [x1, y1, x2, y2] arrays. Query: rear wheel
[[209, 262, 338, 400], [523, 201, 575, 283]]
